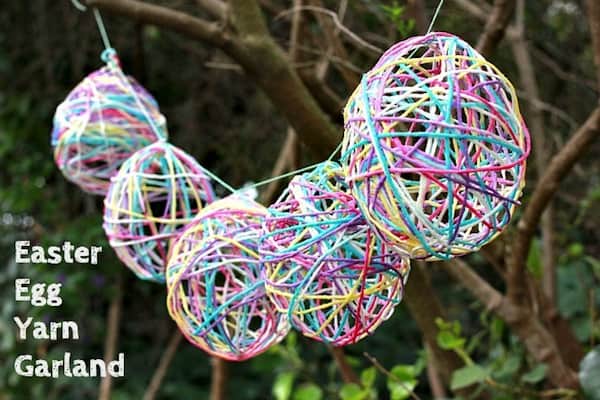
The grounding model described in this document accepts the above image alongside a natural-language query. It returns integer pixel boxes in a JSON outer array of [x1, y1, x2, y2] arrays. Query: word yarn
[[341, 32, 530, 260], [261, 162, 410, 346], [166, 196, 290, 361], [52, 49, 167, 195]]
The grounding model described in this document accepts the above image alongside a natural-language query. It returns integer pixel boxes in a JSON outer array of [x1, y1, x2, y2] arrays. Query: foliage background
[[0, 0, 598, 399]]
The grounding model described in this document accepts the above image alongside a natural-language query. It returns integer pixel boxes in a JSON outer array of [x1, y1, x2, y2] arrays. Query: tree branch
[[403, 263, 464, 386], [297, 69, 344, 120], [329, 347, 360, 384], [509, 0, 556, 304], [364, 352, 422, 400], [305, 0, 361, 89], [586, 0, 600, 90], [86, 0, 226, 46], [210, 357, 228, 400], [508, 107, 600, 303], [90, 0, 340, 159], [276, 5, 382, 55], [143, 331, 183, 400], [196, 0, 227, 20], [407, 0, 428, 35], [443, 260, 579, 388], [453, 0, 489, 22], [227, 0, 270, 36], [425, 344, 447, 399], [223, 0, 340, 159], [98, 276, 123, 400], [476, 0, 516, 57], [260, 0, 303, 205], [444, 260, 505, 312]]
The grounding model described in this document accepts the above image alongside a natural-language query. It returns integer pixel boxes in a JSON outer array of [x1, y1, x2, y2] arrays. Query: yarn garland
[[166, 196, 289, 361], [52, 48, 167, 195], [261, 162, 410, 346], [341, 32, 530, 260], [51, 15, 534, 358], [103, 141, 215, 282]]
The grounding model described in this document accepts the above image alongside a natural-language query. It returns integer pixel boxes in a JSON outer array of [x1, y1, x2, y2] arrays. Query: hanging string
[[248, 0, 447, 192], [246, 141, 343, 190], [77, 3, 168, 142], [66, 0, 448, 199], [93, 8, 113, 50], [249, 0, 447, 191], [197, 166, 238, 195], [426, 0, 446, 34]]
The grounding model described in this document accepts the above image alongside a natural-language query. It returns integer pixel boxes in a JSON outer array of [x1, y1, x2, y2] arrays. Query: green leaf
[[567, 242, 584, 258], [389, 365, 415, 381], [437, 330, 466, 350], [273, 372, 295, 400], [413, 350, 427, 376], [293, 384, 322, 400], [521, 363, 547, 384], [361, 367, 377, 388], [494, 354, 521, 379], [490, 317, 505, 342], [387, 379, 417, 400], [450, 365, 489, 390], [388, 365, 418, 400], [580, 347, 600, 400], [339, 383, 369, 400]]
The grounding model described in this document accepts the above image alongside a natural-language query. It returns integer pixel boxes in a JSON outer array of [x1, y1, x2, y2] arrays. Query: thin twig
[[484, 377, 578, 399], [143, 330, 184, 400], [530, 47, 598, 93], [424, 344, 446, 399], [98, 275, 123, 400], [509, 0, 557, 305], [275, 5, 382, 54], [508, 107, 600, 303], [363, 352, 422, 400], [329, 347, 360, 384], [306, 0, 360, 88]]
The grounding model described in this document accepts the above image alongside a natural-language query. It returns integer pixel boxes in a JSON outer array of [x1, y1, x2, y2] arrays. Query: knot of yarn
[[341, 32, 530, 260], [52, 59, 167, 195], [261, 162, 410, 346], [103, 141, 215, 282], [167, 196, 289, 361]]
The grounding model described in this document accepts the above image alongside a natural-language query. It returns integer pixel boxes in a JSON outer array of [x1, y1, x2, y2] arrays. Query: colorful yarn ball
[[52, 49, 167, 195], [341, 32, 530, 260], [261, 162, 410, 346], [103, 141, 215, 282], [166, 196, 289, 361]]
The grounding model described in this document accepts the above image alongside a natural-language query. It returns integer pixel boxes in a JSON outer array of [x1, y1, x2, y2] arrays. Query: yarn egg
[[166, 196, 289, 361], [52, 49, 167, 195], [341, 32, 530, 260], [261, 162, 410, 346], [103, 141, 215, 282]]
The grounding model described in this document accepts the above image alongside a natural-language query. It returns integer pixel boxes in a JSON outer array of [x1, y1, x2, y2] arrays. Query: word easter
[[13, 241, 124, 378], [15, 240, 102, 264]]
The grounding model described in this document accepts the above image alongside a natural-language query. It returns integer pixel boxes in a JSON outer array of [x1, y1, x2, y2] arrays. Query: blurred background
[[0, 0, 599, 399]]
